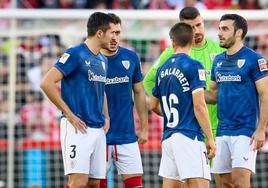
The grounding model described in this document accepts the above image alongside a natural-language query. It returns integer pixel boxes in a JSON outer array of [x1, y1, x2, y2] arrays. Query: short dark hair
[[87, 12, 115, 37], [179, 7, 200, 21], [107, 13, 121, 25], [220, 14, 248, 39], [169, 22, 193, 47]]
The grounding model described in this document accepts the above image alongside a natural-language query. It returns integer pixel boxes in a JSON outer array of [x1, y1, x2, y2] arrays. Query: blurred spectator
[[20, 91, 59, 141], [204, 0, 233, 9], [18, 0, 41, 8], [58, 0, 74, 8], [135, 97, 162, 151], [112, 0, 134, 9], [27, 55, 55, 91], [0, 92, 8, 127], [0, 0, 11, 8], [0, 56, 8, 86], [238, 0, 261, 9], [131, 0, 150, 9], [167, 0, 207, 10], [91, 0, 108, 9], [256, 34, 268, 58], [40, 0, 58, 8], [148, 0, 174, 9], [18, 36, 45, 65], [146, 40, 161, 63]]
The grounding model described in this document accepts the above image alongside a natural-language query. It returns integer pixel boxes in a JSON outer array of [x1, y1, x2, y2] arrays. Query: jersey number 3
[[162, 94, 179, 128]]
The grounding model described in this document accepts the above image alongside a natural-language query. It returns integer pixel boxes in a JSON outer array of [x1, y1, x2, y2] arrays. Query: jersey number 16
[[162, 94, 179, 128]]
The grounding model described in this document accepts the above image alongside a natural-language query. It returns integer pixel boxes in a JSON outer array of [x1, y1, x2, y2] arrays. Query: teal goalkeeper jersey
[[143, 38, 225, 137]]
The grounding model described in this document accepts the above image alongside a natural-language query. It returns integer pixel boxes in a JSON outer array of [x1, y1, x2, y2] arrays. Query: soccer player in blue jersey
[[150, 22, 216, 188], [206, 14, 268, 188], [99, 13, 148, 188], [40, 12, 119, 188]]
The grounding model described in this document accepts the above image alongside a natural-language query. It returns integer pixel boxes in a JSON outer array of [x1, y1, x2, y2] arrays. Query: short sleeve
[[54, 48, 80, 77], [132, 53, 143, 83], [189, 60, 206, 92], [251, 55, 268, 81], [152, 70, 160, 98]]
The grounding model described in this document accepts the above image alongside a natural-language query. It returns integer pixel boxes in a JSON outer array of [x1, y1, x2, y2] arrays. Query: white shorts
[[211, 135, 257, 174], [60, 118, 106, 179], [106, 142, 143, 175], [159, 133, 211, 181]]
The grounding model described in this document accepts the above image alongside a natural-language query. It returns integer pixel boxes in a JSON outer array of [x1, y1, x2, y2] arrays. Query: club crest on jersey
[[237, 59, 245, 68], [210, 53, 217, 61], [198, 69, 206, 81], [59, 53, 70, 64], [122, 60, 130, 70], [258, 58, 268, 72], [101, 61, 106, 71]]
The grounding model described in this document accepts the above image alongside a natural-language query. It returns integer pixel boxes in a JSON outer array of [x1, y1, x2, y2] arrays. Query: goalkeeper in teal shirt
[[144, 7, 225, 140]]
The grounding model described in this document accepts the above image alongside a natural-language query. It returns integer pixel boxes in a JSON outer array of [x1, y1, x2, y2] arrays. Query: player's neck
[[174, 46, 191, 56], [100, 48, 118, 57], [84, 38, 101, 55], [226, 41, 244, 56], [192, 39, 206, 48]]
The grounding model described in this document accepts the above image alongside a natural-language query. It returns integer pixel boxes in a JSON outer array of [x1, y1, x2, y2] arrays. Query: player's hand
[[66, 113, 87, 134], [206, 138, 216, 160], [250, 128, 266, 151], [137, 130, 148, 144], [103, 117, 110, 134]]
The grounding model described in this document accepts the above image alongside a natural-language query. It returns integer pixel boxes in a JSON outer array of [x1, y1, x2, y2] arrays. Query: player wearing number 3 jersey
[[150, 22, 216, 188]]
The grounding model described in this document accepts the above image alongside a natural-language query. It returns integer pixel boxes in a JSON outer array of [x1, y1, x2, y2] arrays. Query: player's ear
[[236, 29, 243, 39], [96, 30, 104, 39]]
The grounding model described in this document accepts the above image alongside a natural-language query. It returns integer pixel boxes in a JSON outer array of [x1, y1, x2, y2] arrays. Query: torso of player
[[105, 47, 143, 145], [156, 53, 206, 142], [212, 46, 268, 137], [55, 43, 107, 128]]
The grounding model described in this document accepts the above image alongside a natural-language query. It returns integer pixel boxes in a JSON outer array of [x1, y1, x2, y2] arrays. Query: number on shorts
[[70, 145, 76, 159], [162, 94, 179, 128]]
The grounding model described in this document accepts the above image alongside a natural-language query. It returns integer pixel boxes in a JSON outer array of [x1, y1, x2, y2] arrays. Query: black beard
[[220, 37, 236, 49]]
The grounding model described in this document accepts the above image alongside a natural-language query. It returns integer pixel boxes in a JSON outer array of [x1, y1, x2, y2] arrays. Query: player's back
[[105, 46, 143, 145], [154, 53, 206, 142]]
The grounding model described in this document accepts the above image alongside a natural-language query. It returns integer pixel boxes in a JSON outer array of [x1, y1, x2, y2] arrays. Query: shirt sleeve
[[189, 60, 206, 92], [54, 48, 79, 77], [251, 55, 268, 81], [152, 70, 160, 98], [132, 53, 143, 83], [211, 57, 217, 82]]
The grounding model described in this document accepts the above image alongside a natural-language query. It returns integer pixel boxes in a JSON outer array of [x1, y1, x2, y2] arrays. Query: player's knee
[[123, 176, 143, 188], [69, 179, 89, 188], [88, 179, 100, 188], [99, 179, 108, 188], [232, 179, 248, 188]]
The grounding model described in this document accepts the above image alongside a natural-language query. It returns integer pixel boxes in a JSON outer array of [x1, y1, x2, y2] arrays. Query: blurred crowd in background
[[0, 0, 268, 10]]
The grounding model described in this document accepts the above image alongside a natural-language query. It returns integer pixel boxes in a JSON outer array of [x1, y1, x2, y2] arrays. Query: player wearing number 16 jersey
[[150, 22, 216, 188]]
